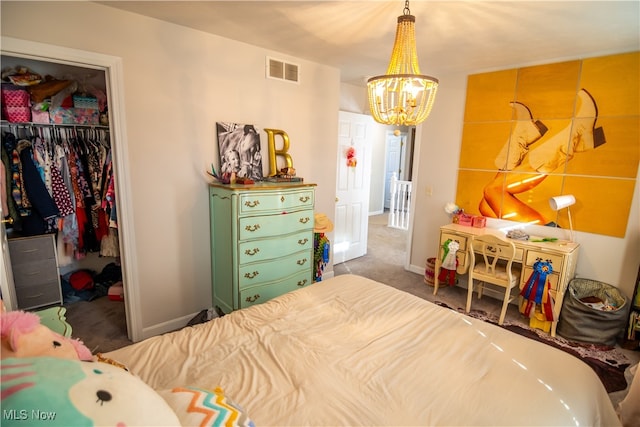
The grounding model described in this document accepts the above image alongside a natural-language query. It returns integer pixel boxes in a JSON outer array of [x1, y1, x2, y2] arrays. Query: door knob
[[335, 197, 339, 202], [1, 217, 13, 225]]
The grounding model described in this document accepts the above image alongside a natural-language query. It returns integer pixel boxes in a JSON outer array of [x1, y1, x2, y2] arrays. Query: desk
[[433, 223, 580, 337]]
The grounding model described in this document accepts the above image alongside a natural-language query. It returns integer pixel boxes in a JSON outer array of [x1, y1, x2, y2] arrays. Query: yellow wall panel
[[464, 69, 518, 122], [515, 61, 581, 120], [580, 52, 640, 117], [562, 176, 636, 237], [565, 116, 640, 178], [455, 169, 496, 216], [459, 122, 511, 169], [457, 53, 639, 237]]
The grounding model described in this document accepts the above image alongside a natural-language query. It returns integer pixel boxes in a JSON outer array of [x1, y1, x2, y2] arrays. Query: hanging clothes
[[0, 123, 118, 262]]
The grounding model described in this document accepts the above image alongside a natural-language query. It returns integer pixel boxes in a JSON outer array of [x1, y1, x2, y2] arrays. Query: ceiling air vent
[[267, 57, 300, 84]]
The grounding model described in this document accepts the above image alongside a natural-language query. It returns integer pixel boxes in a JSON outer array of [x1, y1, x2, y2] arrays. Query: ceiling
[[99, 1, 639, 86]]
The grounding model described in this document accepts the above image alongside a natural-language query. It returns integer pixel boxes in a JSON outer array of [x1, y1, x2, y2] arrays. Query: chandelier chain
[[403, 0, 411, 16]]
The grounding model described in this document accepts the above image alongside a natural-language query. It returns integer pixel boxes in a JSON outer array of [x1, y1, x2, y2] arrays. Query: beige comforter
[[106, 274, 620, 426]]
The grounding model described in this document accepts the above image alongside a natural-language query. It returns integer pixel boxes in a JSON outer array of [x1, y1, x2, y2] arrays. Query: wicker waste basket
[[557, 278, 627, 346], [424, 257, 436, 286]]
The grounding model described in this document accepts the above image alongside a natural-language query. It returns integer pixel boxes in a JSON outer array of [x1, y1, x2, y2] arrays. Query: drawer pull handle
[[245, 248, 260, 256], [281, 196, 285, 202], [26, 271, 42, 276], [245, 294, 260, 303], [244, 271, 260, 279], [297, 258, 308, 266], [298, 238, 308, 245], [245, 200, 260, 208], [26, 293, 45, 299], [299, 196, 310, 203], [245, 224, 261, 232], [299, 217, 310, 224], [22, 249, 39, 253], [297, 279, 308, 287]]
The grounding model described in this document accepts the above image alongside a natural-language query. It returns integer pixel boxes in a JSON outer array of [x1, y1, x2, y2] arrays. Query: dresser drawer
[[240, 270, 312, 309], [8, 235, 56, 264], [525, 250, 564, 271], [239, 210, 313, 240], [440, 232, 467, 251], [12, 259, 59, 288], [239, 230, 312, 265], [239, 250, 312, 288], [239, 189, 314, 215], [15, 282, 62, 310]]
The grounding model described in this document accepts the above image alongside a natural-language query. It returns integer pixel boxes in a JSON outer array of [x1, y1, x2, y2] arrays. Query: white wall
[[1, 1, 340, 339]]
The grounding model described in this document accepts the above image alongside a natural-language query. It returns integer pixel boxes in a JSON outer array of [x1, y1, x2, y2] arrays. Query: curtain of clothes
[[1, 124, 118, 266]]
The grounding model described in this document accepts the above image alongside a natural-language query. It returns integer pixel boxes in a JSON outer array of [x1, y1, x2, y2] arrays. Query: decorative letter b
[[264, 128, 294, 177]]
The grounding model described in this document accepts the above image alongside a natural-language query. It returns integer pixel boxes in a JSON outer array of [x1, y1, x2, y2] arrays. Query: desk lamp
[[549, 195, 576, 242]]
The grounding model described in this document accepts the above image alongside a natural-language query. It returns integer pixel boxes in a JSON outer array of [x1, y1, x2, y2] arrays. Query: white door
[[383, 132, 406, 209], [334, 111, 373, 264], [0, 207, 17, 311]]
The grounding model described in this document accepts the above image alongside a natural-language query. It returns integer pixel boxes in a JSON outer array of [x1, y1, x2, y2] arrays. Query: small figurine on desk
[[438, 239, 459, 286]]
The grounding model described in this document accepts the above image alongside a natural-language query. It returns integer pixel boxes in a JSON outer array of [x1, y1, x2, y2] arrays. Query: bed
[[105, 274, 620, 426]]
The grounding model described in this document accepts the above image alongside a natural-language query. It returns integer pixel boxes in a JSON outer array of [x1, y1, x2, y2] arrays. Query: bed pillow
[[1, 357, 180, 426], [158, 385, 255, 427]]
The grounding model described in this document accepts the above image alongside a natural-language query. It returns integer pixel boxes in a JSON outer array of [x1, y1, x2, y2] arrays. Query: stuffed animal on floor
[[0, 310, 92, 361], [438, 239, 459, 286]]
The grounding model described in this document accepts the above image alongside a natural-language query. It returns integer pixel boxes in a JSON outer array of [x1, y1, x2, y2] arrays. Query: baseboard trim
[[141, 312, 197, 340]]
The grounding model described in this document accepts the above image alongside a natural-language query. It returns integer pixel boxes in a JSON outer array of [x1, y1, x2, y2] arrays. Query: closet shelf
[[1, 120, 109, 130]]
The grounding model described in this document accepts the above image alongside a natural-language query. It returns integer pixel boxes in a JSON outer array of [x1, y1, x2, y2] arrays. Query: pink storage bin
[[453, 213, 474, 226], [3, 106, 31, 123], [472, 216, 487, 228], [31, 109, 50, 124], [1, 85, 30, 107]]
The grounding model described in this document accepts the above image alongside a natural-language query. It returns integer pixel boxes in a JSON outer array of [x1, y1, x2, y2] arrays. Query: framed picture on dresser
[[216, 122, 264, 181]]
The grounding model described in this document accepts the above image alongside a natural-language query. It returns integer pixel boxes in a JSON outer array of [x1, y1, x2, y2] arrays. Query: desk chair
[[467, 234, 521, 325]]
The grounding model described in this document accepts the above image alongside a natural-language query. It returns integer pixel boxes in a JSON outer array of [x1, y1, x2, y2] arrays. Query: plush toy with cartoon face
[[1, 357, 180, 426], [0, 310, 92, 361]]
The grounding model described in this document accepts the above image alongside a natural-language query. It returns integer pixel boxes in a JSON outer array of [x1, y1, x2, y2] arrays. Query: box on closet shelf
[[49, 107, 75, 124], [3, 106, 31, 123], [1, 84, 30, 107], [72, 95, 99, 110], [73, 108, 99, 125], [50, 106, 99, 125], [31, 108, 50, 124], [2, 84, 31, 122]]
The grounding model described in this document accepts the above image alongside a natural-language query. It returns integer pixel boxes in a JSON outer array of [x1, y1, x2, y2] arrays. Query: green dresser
[[209, 182, 316, 314]]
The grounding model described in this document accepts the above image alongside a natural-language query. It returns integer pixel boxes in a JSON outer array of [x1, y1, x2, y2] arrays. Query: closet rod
[[0, 120, 109, 130]]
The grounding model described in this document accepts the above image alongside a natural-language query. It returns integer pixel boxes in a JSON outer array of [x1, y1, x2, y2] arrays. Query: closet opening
[[1, 53, 131, 351]]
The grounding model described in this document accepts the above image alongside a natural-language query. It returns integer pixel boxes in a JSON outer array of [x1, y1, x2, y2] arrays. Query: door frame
[[1, 37, 142, 342]]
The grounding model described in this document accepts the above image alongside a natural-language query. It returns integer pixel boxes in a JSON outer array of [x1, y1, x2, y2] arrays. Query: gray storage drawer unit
[[8, 234, 63, 310]]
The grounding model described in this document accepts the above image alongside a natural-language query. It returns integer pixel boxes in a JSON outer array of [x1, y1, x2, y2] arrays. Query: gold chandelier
[[367, 0, 438, 126]]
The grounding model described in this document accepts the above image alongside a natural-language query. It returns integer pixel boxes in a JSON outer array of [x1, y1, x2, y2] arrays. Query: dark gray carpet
[[64, 297, 131, 354]]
